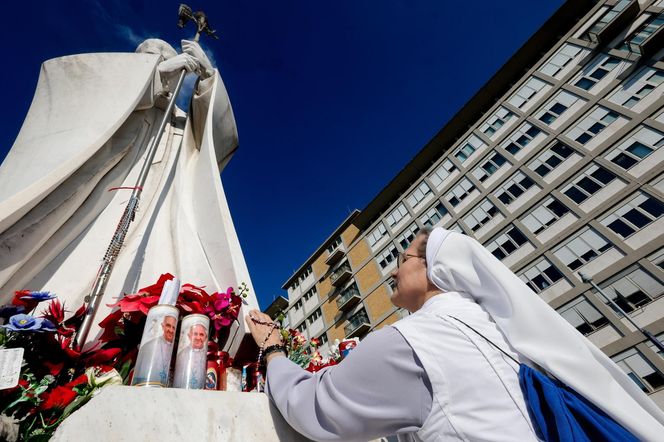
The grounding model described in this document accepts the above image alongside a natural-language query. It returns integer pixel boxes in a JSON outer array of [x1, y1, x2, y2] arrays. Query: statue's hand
[[182, 39, 214, 79], [158, 53, 200, 75]]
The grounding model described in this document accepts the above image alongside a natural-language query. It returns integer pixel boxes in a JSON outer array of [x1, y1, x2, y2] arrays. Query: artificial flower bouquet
[[0, 274, 247, 441]]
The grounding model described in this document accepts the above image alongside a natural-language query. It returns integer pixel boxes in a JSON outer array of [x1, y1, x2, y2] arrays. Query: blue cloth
[[519, 364, 638, 442]]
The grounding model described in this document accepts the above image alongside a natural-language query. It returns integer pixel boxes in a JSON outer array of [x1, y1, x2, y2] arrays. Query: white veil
[[426, 227, 664, 441]]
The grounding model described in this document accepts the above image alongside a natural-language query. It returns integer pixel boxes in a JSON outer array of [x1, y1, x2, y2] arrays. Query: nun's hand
[[245, 309, 283, 348]]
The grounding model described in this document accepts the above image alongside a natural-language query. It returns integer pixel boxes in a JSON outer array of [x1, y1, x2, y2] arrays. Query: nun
[[246, 227, 664, 441]]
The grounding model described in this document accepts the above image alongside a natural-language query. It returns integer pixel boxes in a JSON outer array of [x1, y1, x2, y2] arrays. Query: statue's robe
[[0, 52, 257, 349]]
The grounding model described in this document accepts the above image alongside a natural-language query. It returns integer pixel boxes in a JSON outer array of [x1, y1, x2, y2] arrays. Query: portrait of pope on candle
[[173, 317, 209, 389], [132, 307, 179, 387]]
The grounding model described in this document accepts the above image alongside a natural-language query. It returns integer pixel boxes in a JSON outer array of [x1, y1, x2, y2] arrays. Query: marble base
[[52, 386, 311, 441]]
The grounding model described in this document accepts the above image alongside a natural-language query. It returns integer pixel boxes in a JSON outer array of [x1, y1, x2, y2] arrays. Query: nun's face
[[390, 234, 429, 312]]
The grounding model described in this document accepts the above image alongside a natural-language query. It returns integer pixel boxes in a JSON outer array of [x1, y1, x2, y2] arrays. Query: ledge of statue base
[[51, 386, 312, 442]]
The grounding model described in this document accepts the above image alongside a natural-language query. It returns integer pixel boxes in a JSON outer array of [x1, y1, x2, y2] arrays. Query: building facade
[[281, 0, 664, 406]]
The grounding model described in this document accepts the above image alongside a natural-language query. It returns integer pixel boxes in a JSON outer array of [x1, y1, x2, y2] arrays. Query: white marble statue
[[0, 38, 258, 350]]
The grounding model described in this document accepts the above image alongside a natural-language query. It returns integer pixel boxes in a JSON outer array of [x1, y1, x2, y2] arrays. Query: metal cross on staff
[[73, 4, 219, 351]]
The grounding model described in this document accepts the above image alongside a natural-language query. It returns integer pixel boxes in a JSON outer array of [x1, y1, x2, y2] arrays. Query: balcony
[[330, 261, 352, 287], [345, 312, 370, 339], [336, 284, 361, 311], [586, 0, 639, 45], [325, 244, 345, 266], [625, 14, 664, 57]]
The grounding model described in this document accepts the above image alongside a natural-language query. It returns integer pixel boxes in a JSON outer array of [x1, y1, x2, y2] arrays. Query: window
[[378, 244, 399, 269], [307, 309, 322, 324], [347, 309, 369, 328], [648, 248, 664, 270], [296, 322, 307, 333], [528, 142, 575, 178], [396, 223, 420, 250], [601, 192, 664, 238], [557, 296, 608, 335], [480, 107, 515, 138], [537, 91, 579, 125], [646, 332, 664, 359], [617, 12, 664, 54], [385, 203, 409, 228], [485, 226, 528, 261], [453, 134, 485, 164], [299, 266, 312, 282], [420, 201, 448, 228], [368, 223, 388, 248], [503, 123, 544, 156], [609, 67, 664, 109], [448, 224, 464, 234], [327, 237, 342, 254], [562, 164, 617, 204], [580, 0, 631, 42], [494, 172, 536, 206], [317, 333, 329, 346], [521, 197, 570, 235], [566, 107, 619, 145], [463, 199, 500, 232], [508, 76, 549, 109], [539, 44, 585, 78], [606, 126, 663, 170], [471, 151, 509, 183], [553, 228, 612, 271], [428, 159, 457, 189], [303, 287, 318, 302], [406, 181, 433, 209], [446, 178, 477, 207], [519, 258, 564, 293], [599, 266, 664, 314], [574, 55, 621, 91], [612, 348, 664, 393]]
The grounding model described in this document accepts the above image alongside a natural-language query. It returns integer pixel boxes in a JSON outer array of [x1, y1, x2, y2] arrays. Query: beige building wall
[[282, 0, 664, 407]]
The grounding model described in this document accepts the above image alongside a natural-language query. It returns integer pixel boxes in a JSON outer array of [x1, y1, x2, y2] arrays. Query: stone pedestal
[[51, 386, 311, 441]]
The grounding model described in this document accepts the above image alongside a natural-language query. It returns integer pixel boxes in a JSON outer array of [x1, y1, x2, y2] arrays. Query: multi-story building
[[281, 0, 664, 406]]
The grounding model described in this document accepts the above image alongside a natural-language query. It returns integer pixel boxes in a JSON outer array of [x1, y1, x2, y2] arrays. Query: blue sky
[[1, 1, 562, 309]]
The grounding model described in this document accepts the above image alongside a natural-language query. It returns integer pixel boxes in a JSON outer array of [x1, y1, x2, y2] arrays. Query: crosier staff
[[73, 4, 219, 351]]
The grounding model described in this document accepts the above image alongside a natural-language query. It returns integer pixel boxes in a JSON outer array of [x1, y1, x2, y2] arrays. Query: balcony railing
[[331, 261, 352, 287], [325, 244, 345, 265], [336, 284, 361, 311], [345, 312, 370, 339]]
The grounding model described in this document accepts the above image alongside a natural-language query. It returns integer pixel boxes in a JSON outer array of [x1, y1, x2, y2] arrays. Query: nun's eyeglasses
[[397, 253, 424, 268]]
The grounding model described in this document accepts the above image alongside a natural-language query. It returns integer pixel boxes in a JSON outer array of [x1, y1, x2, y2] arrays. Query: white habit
[[266, 294, 538, 442]]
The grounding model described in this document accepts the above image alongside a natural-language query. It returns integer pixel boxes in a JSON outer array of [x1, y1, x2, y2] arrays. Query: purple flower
[[2, 314, 57, 333], [0, 304, 26, 319], [20, 291, 56, 302]]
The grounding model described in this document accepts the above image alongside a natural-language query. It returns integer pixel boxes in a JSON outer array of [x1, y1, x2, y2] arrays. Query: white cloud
[[90, 0, 158, 50]]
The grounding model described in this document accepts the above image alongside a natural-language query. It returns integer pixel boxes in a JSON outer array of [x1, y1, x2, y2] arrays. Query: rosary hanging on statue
[[73, 4, 219, 351]]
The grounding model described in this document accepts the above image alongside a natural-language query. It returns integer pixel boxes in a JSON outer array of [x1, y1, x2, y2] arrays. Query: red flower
[[40, 386, 78, 410], [41, 299, 65, 324], [40, 299, 80, 337], [305, 359, 338, 373], [44, 361, 65, 377], [12, 290, 38, 310], [64, 373, 89, 389], [108, 273, 176, 315], [177, 283, 213, 315], [83, 347, 121, 366]]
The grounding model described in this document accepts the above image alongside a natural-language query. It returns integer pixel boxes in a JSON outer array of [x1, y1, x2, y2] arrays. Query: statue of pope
[[0, 39, 258, 348]]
